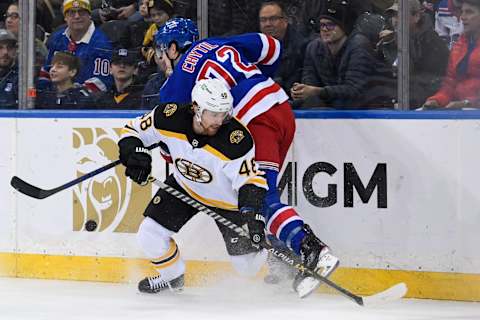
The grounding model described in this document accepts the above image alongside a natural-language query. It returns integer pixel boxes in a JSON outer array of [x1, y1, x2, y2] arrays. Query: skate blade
[[297, 277, 322, 299], [138, 287, 184, 295], [362, 282, 408, 307]]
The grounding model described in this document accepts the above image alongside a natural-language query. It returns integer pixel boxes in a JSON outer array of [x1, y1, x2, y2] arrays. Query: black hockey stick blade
[[10, 176, 56, 199], [150, 178, 407, 306], [10, 159, 120, 200], [11, 143, 159, 200]]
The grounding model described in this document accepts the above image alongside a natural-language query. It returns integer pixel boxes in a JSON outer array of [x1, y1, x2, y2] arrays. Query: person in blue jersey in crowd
[[0, 29, 18, 109], [38, 0, 113, 96], [153, 17, 340, 298]]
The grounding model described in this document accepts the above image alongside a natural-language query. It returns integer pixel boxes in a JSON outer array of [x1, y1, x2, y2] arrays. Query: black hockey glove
[[240, 207, 266, 247], [118, 137, 152, 185], [125, 148, 152, 185]]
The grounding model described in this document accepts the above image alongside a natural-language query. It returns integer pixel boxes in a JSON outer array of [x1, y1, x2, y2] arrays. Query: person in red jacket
[[423, 0, 480, 109]]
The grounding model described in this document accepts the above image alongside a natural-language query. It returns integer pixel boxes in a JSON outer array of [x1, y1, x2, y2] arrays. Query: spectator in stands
[[423, 0, 480, 109], [36, 51, 95, 108], [294, 0, 373, 37], [0, 29, 18, 109], [4, 2, 19, 38], [38, 0, 113, 95], [379, 0, 450, 108], [435, 0, 463, 48], [291, 0, 392, 109], [258, 1, 309, 104], [4, 2, 48, 43], [119, 0, 151, 49], [141, 0, 173, 66], [95, 48, 144, 109]]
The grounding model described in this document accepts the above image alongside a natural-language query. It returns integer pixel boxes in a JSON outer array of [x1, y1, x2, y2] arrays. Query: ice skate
[[138, 274, 184, 293], [293, 225, 339, 298]]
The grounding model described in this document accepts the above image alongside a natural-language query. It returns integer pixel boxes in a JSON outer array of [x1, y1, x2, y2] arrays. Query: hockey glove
[[240, 207, 266, 247], [118, 137, 152, 185], [125, 147, 152, 185]]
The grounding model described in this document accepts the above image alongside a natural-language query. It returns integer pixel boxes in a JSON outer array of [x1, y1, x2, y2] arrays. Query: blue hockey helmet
[[155, 18, 199, 53]]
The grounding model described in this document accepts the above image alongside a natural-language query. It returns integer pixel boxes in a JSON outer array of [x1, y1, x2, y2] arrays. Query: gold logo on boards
[[72, 128, 152, 233]]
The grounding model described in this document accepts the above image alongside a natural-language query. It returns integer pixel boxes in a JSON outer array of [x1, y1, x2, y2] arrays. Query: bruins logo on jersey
[[175, 158, 213, 183], [230, 130, 245, 144], [163, 103, 178, 117]]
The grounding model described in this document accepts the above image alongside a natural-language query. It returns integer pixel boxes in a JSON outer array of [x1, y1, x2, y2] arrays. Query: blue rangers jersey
[[159, 33, 289, 125], [38, 23, 113, 93]]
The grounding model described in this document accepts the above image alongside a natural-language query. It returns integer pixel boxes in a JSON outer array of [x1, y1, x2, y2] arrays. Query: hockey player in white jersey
[[118, 79, 268, 293], [153, 17, 339, 298]]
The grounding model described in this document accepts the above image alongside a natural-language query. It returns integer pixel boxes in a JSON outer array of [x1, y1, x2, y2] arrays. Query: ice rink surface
[[1, 277, 479, 320]]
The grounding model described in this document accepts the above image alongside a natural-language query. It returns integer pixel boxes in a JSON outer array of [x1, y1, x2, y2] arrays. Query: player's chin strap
[[149, 177, 408, 306]]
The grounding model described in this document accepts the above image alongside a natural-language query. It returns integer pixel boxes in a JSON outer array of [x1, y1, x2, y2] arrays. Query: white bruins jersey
[[121, 103, 267, 211]]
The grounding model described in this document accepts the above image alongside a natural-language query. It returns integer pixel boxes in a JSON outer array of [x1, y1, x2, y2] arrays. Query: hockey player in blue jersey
[[38, 0, 113, 94], [154, 17, 339, 298]]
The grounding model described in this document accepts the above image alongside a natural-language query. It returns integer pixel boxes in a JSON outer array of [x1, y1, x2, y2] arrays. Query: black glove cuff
[[238, 184, 266, 213], [240, 207, 264, 223]]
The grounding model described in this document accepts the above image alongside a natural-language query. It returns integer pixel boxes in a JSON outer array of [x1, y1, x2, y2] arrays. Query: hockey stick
[[151, 178, 408, 306], [10, 143, 160, 199]]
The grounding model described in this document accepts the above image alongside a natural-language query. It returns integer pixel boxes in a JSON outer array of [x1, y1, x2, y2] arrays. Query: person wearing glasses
[[38, 0, 113, 98], [258, 1, 310, 107], [0, 29, 18, 109], [3, 2, 48, 43], [291, 0, 392, 109], [4, 2, 19, 38]]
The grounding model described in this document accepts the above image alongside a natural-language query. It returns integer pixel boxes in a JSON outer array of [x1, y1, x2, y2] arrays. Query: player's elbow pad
[[118, 136, 144, 166], [238, 184, 266, 213]]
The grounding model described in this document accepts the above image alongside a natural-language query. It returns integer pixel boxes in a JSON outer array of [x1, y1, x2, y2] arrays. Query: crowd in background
[[0, 0, 479, 110]]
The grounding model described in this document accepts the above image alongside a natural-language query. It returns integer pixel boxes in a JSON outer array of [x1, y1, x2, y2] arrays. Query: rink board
[[1, 110, 480, 301]]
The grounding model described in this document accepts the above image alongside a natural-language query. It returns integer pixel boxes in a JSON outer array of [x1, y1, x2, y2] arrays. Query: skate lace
[[147, 275, 171, 291]]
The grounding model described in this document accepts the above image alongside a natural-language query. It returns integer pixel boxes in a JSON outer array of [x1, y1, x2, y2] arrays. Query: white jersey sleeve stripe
[[234, 78, 289, 125], [256, 33, 281, 66], [266, 206, 292, 231]]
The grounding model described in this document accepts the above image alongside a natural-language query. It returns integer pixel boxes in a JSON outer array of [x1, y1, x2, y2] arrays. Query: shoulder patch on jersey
[[163, 103, 178, 117], [230, 130, 245, 144], [154, 103, 191, 133], [206, 118, 254, 160]]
